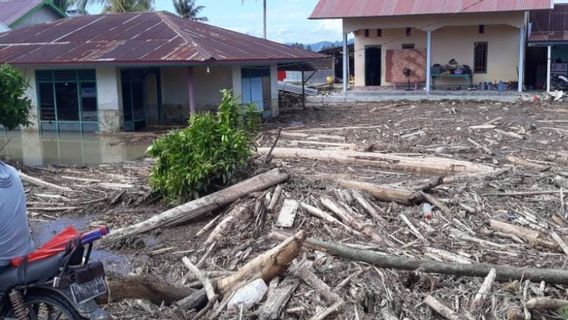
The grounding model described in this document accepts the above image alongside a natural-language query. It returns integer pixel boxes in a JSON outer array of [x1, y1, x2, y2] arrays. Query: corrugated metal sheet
[[0, 0, 49, 26], [0, 12, 326, 65], [530, 4, 568, 43], [310, 0, 554, 19]]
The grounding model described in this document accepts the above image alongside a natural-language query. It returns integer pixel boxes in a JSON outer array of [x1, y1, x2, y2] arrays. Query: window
[[377, 29, 382, 37], [406, 28, 412, 36], [479, 25, 485, 34], [364, 29, 369, 37], [36, 70, 98, 132], [474, 42, 488, 73], [402, 43, 415, 49]]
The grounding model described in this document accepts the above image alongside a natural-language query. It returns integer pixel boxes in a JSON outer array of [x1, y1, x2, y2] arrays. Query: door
[[365, 46, 381, 86]]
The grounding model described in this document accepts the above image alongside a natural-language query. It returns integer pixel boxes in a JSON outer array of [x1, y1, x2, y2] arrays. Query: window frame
[[474, 42, 488, 74]]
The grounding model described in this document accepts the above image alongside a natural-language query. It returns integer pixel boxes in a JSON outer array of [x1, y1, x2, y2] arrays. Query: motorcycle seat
[[0, 253, 65, 292]]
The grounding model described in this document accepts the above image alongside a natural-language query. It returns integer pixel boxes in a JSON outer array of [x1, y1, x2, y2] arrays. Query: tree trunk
[[103, 169, 289, 244]]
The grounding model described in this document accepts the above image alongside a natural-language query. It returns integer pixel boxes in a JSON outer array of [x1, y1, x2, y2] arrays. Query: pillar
[[342, 32, 348, 93], [426, 30, 432, 93], [96, 67, 123, 132], [231, 66, 242, 103], [270, 64, 279, 117], [518, 25, 527, 92], [547, 45, 552, 93], [187, 66, 196, 115]]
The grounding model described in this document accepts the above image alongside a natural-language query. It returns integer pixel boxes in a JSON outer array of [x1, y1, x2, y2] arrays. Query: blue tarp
[[0, 162, 34, 266]]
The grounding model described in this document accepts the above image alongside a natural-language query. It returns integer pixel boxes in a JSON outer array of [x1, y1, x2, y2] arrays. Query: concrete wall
[[12, 7, 62, 29], [96, 67, 123, 132], [232, 66, 242, 103], [160, 67, 190, 122], [353, 24, 521, 87], [194, 66, 233, 112], [347, 11, 524, 87]]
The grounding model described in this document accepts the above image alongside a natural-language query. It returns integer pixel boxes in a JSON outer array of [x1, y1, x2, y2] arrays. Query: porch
[[339, 11, 528, 94]]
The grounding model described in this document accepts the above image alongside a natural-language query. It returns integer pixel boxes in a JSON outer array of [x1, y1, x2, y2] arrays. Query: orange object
[[11, 227, 80, 266]]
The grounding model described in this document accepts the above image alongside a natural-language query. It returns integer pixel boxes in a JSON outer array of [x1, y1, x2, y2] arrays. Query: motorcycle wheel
[[3, 291, 87, 320]]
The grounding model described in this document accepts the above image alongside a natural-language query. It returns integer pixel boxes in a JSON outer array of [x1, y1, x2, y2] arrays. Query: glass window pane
[[39, 83, 55, 121], [80, 83, 97, 121], [55, 82, 79, 121]]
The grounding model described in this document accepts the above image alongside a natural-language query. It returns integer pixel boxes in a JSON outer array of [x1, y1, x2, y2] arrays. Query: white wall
[[16, 67, 39, 130], [270, 64, 279, 117], [96, 67, 122, 132]]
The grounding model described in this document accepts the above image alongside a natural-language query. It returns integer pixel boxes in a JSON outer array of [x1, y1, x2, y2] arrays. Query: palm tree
[[173, 0, 207, 21], [51, 0, 72, 13], [102, 0, 154, 13], [241, 0, 267, 39], [73, 0, 154, 14]]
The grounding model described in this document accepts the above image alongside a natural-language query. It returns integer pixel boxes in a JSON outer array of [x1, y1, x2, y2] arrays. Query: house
[[310, 0, 554, 93], [0, 12, 326, 133], [527, 4, 568, 92], [0, 0, 66, 29]]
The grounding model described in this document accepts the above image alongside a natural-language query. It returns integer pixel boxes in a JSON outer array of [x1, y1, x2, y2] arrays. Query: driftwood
[[269, 232, 568, 285], [205, 204, 251, 245], [423, 295, 460, 320], [299, 202, 362, 236], [255, 278, 299, 320], [18, 171, 71, 192], [216, 231, 305, 294], [506, 156, 550, 171], [102, 169, 289, 243], [526, 297, 568, 310], [337, 179, 419, 205], [104, 274, 193, 305], [267, 185, 283, 212], [257, 148, 496, 176], [320, 197, 389, 245], [293, 262, 344, 320], [489, 220, 556, 249], [182, 257, 216, 301], [470, 268, 496, 311]]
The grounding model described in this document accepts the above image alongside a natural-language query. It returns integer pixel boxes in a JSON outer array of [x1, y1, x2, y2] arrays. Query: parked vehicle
[[0, 227, 110, 320], [551, 74, 568, 91]]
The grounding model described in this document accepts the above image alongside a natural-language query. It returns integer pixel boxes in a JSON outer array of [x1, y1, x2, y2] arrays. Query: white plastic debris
[[227, 278, 268, 311], [550, 90, 565, 102], [421, 203, 433, 221]]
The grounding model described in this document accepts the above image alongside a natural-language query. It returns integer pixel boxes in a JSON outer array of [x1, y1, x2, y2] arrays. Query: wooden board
[[277, 200, 299, 228]]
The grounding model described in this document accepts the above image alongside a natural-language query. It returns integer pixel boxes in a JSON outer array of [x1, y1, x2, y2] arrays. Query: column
[[426, 30, 432, 93], [270, 64, 279, 117], [547, 45, 552, 93], [187, 66, 196, 115], [518, 25, 526, 92], [96, 67, 123, 132], [342, 32, 348, 93], [231, 66, 242, 103]]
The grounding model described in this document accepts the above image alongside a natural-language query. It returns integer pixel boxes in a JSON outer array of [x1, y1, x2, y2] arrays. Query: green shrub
[[0, 64, 31, 130], [147, 89, 260, 202]]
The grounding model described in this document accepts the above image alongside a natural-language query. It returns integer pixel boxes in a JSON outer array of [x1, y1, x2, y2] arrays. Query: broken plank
[[277, 199, 299, 228]]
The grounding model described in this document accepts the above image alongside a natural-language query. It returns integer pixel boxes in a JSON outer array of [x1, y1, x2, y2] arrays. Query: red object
[[11, 226, 80, 267], [310, 0, 553, 19], [0, 12, 326, 66], [278, 70, 286, 81]]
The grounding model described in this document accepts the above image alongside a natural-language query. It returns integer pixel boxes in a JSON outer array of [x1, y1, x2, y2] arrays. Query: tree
[[0, 65, 31, 130], [51, 0, 72, 13], [73, 0, 154, 14], [102, 0, 154, 13], [173, 0, 207, 21], [241, 0, 267, 39]]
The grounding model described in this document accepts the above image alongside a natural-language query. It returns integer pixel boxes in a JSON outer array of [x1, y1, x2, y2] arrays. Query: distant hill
[[286, 39, 355, 52]]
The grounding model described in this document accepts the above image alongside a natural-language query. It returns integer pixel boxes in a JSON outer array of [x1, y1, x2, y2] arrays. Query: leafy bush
[[148, 89, 260, 202], [0, 64, 31, 130]]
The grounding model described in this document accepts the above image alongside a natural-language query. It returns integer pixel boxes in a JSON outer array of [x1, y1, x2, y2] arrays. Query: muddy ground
[[10, 99, 568, 319]]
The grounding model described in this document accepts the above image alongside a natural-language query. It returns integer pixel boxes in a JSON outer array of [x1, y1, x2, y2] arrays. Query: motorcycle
[[551, 74, 568, 91], [0, 227, 110, 320]]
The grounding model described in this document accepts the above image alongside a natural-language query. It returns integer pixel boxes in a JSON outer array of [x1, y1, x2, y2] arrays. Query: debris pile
[[15, 100, 568, 319]]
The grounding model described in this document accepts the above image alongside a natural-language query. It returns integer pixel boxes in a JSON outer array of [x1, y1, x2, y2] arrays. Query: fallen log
[[526, 297, 568, 310], [268, 232, 568, 285], [506, 156, 550, 172], [423, 295, 460, 320], [102, 169, 289, 244], [257, 148, 496, 176], [337, 179, 419, 205], [18, 171, 71, 192], [216, 231, 305, 294], [205, 203, 251, 245], [489, 220, 556, 249], [104, 273, 193, 305], [255, 278, 299, 320]]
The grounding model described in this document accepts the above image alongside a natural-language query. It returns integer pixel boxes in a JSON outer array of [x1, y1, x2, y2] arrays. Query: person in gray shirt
[[0, 161, 34, 271]]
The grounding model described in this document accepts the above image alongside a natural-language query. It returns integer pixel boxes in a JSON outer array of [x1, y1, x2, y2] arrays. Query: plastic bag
[[11, 226, 80, 266]]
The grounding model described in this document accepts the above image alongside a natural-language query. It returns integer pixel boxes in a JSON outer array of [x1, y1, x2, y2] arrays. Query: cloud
[[317, 19, 342, 33]]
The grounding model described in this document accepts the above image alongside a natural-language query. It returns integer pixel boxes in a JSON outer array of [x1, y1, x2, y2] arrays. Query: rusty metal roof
[[0, 0, 65, 26], [310, 0, 554, 19], [530, 4, 568, 43], [0, 12, 326, 66]]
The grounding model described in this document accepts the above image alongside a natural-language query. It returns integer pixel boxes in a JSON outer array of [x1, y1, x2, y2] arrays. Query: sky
[[87, 0, 568, 45], [87, 0, 341, 44]]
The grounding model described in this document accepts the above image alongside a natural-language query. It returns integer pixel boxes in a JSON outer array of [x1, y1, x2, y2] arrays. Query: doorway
[[525, 46, 547, 90], [365, 46, 381, 86]]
